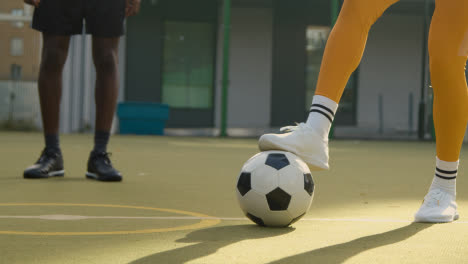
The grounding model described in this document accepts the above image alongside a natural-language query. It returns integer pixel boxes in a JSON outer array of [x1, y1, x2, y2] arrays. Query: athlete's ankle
[[306, 95, 338, 138]]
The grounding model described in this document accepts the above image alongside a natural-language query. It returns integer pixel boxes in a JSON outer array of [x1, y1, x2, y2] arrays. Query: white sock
[[306, 95, 338, 139], [429, 157, 458, 196]]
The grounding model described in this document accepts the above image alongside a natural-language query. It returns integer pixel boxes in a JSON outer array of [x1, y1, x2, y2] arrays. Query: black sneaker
[[24, 148, 65, 179], [86, 151, 122, 182]]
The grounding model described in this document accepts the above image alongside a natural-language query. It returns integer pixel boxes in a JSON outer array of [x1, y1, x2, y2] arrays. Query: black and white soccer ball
[[236, 151, 315, 227]]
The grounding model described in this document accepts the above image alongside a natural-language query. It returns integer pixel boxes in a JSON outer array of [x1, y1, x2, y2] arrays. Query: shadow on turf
[[128, 224, 294, 264], [268, 222, 433, 263]]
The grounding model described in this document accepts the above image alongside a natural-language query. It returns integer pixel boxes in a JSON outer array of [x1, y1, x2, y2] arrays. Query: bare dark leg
[[92, 37, 120, 133], [86, 37, 122, 182], [38, 34, 70, 147]]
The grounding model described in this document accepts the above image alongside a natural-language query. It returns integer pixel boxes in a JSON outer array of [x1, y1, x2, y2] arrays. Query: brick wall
[[0, 0, 41, 81]]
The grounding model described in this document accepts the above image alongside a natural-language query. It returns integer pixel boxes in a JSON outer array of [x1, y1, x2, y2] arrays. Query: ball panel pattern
[[266, 188, 291, 211], [246, 213, 265, 227], [265, 153, 290, 170], [237, 151, 314, 227], [278, 165, 305, 195], [237, 172, 252, 196], [304, 173, 315, 196], [288, 213, 306, 226], [251, 165, 279, 195], [242, 152, 267, 172], [287, 190, 313, 218], [238, 189, 270, 220], [263, 211, 295, 227]]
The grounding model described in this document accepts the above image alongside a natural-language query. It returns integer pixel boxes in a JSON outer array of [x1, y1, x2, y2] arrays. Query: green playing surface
[[1, 132, 468, 263]]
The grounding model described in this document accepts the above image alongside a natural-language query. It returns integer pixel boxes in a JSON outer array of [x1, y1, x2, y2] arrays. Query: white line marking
[[304, 218, 412, 223], [0, 215, 467, 224]]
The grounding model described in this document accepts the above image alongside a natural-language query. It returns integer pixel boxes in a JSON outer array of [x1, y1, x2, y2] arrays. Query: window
[[305, 26, 357, 126], [161, 21, 215, 109], [11, 9, 24, 28], [10, 38, 24, 56]]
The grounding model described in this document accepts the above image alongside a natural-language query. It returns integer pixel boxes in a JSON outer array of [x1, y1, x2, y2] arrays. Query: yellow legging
[[316, 0, 468, 161]]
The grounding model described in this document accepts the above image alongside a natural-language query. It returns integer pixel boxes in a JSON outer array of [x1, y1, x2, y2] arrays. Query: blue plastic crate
[[117, 102, 170, 135]]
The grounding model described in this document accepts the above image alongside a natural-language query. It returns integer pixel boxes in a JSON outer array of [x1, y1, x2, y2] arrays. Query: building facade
[[0, 0, 39, 81], [4, 0, 463, 141], [125, 0, 437, 138]]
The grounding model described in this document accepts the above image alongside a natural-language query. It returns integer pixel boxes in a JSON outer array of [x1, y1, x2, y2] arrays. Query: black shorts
[[32, 0, 125, 37]]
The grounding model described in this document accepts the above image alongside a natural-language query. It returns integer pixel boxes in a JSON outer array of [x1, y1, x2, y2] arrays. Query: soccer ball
[[236, 151, 315, 227]]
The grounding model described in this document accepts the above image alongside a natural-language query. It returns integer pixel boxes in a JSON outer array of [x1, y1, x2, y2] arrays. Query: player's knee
[[429, 41, 457, 69], [41, 47, 68, 72], [429, 39, 467, 93], [429, 55, 452, 72], [93, 50, 118, 73]]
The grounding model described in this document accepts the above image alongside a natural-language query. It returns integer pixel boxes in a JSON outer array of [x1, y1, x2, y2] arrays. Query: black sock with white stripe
[[306, 95, 338, 138], [430, 157, 457, 196]]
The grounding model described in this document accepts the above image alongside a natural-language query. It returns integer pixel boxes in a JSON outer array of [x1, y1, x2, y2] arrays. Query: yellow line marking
[[0, 203, 220, 236]]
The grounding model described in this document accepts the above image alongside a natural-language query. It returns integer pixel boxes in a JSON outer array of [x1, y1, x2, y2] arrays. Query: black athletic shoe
[[86, 151, 122, 182], [24, 148, 65, 179]]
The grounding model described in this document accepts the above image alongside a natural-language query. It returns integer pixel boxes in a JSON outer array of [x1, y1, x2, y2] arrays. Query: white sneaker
[[414, 189, 459, 223], [258, 123, 329, 171]]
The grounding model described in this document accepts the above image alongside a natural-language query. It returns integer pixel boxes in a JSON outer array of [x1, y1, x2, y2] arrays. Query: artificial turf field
[[1, 132, 468, 264]]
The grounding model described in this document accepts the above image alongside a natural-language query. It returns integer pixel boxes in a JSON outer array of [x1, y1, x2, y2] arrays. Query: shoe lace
[[423, 189, 444, 207], [38, 148, 58, 163], [280, 122, 307, 133], [94, 152, 112, 165]]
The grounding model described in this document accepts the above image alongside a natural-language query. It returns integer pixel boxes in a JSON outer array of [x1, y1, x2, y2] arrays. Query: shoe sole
[[24, 170, 65, 179], [259, 140, 329, 171], [86, 172, 122, 182], [414, 212, 460, 223]]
